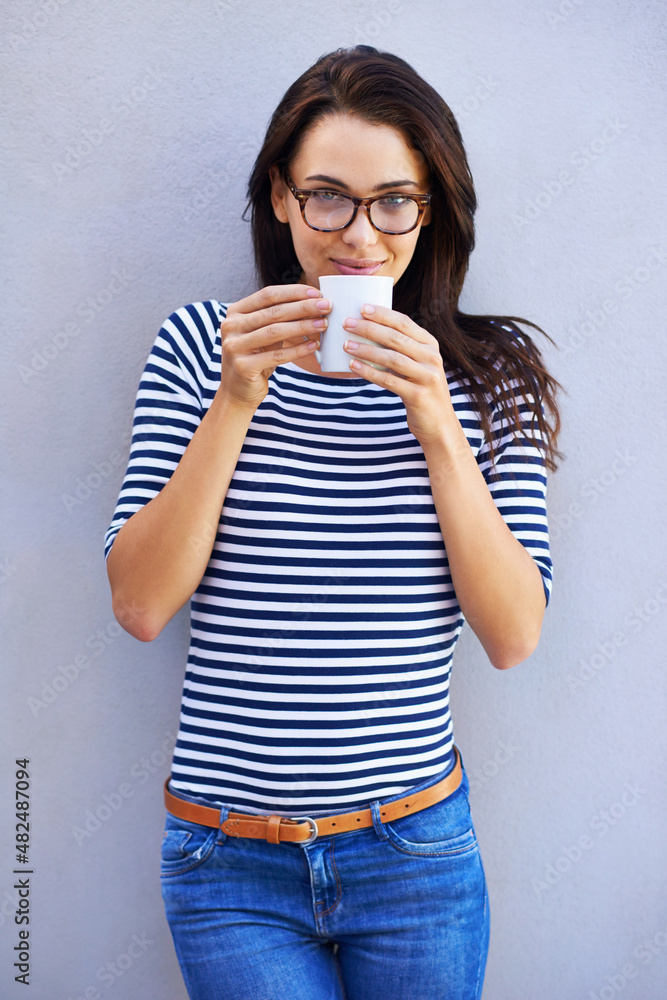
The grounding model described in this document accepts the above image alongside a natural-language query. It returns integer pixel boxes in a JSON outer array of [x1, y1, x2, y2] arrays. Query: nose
[[341, 206, 378, 249]]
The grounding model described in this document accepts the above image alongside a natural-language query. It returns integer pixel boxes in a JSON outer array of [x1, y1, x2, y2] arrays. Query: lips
[[331, 258, 385, 276]]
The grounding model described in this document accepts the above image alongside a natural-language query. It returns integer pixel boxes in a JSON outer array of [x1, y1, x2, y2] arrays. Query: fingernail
[[316, 298, 330, 311], [307, 288, 321, 297], [344, 341, 359, 351], [344, 317, 358, 329], [312, 318, 326, 329], [361, 303, 375, 314], [349, 359, 362, 370]]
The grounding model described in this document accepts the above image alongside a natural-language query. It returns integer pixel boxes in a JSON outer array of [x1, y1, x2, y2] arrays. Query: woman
[[106, 45, 560, 1000]]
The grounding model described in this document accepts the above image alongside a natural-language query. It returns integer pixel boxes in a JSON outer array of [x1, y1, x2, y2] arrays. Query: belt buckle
[[293, 816, 319, 845]]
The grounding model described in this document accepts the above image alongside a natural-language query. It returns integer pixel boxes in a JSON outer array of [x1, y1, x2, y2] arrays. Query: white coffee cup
[[317, 274, 393, 373]]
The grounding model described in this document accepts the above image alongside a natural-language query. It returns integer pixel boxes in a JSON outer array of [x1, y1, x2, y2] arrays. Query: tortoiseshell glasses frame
[[282, 171, 432, 235]]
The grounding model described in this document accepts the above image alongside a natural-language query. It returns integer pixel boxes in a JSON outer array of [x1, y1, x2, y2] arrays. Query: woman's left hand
[[344, 302, 546, 671], [342, 304, 456, 446]]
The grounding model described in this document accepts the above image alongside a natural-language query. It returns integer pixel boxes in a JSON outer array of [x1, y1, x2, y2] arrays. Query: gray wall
[[2, 1, 666, 997]]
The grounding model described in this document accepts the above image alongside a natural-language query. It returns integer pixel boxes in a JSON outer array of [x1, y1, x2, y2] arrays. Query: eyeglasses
[[283, 171, 431, 235]]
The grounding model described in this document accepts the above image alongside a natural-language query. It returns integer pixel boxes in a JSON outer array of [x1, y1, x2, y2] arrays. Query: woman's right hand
[[108, 283, 330, 642], [217, 284, 330, 408]]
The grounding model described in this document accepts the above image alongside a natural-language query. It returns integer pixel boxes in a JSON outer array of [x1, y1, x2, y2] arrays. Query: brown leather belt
[[164, 747, 462, 845]]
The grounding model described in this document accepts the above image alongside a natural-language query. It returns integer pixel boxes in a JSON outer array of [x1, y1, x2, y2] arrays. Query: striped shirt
[[105, 300, 552, 815]]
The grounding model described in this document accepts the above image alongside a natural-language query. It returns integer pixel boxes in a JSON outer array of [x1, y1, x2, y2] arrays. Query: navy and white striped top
[[105, 300, 552, 815]]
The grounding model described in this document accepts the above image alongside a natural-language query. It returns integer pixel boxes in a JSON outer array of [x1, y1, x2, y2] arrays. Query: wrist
[[210, 384, 263, 424], [419, 419, 472, 473]]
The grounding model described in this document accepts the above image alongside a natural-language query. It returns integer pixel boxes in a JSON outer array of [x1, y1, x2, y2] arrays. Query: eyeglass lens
[[304, 192, 420, 233]]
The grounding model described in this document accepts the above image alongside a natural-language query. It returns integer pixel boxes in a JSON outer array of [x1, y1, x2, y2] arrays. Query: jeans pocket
[[160, 814, 219, 878], [383, 785, 479, 857]]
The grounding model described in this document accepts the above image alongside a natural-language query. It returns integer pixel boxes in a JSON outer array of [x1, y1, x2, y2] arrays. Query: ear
[[269, 165, 290, 223]]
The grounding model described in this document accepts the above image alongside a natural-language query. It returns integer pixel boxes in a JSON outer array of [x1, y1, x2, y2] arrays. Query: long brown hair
[[246, 46, 561, 470]]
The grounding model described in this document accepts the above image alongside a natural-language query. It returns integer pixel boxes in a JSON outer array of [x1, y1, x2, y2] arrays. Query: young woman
[[106, 45, 560, 1000]]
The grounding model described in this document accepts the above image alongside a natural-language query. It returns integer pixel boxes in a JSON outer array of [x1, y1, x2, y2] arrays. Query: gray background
[[2, 1, 666, 997]]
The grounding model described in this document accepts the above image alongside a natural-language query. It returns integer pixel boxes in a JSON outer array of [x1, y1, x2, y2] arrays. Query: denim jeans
[[161, 756, 489, 1000]]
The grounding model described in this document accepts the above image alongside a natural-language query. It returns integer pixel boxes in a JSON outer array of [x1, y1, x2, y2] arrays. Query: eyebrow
[[304, 174, 419, 192]]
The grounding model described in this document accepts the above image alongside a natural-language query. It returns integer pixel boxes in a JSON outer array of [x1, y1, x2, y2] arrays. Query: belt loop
[[218, 804, 229, 843], [370, 800, 388, 841]]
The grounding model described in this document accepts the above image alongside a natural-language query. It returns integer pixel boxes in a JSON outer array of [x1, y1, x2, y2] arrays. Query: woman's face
[[269, 113, 431, 289]]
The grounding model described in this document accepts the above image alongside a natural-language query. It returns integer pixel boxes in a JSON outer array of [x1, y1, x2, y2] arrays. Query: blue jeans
[[161, 757, 489, 1000]]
